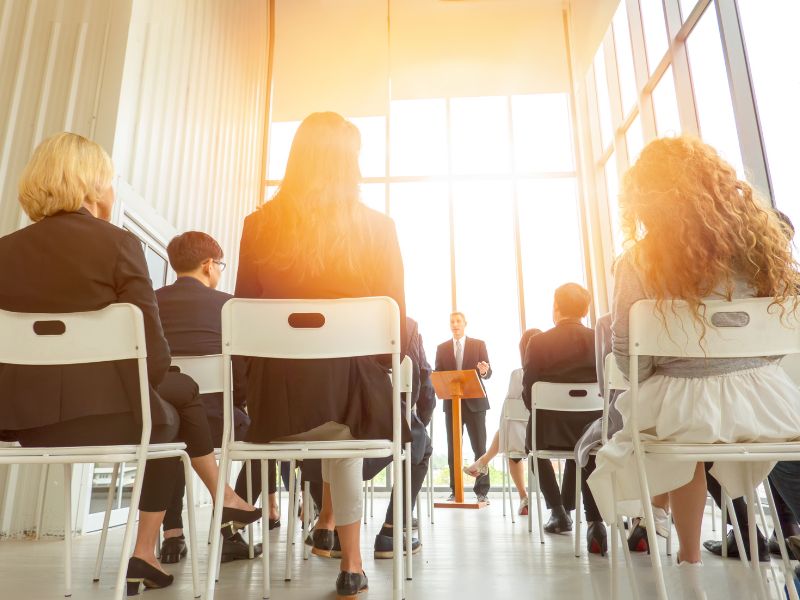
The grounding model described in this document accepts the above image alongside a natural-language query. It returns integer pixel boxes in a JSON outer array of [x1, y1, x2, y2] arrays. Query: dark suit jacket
[[434, 336, 492, 412], [0, 208, 175, 430], [522, 319, 598, 451], [155, 276, 248, 418], [235, 201, 409, 444]]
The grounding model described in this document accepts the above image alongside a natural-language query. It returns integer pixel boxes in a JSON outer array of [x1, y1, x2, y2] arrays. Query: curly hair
[[619, 136, 799, 318]]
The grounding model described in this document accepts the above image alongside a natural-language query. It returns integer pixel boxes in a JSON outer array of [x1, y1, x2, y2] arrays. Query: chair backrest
[[629, 297, 800, 359], [502, 370, 529, 421], [220, 297, 402, 444], [530, 382, 603, 412], [399, 355, 413, 395], [604, 353, 629, 392], [0, 304, 153, 444], [171, 355, 224, 394], [222, 297, 400, 359]]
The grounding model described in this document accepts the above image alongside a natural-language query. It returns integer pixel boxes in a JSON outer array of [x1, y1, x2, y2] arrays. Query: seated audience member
[[522, 283, 606, 554], [465, 329, 540, 515], [234, 112, 409, 599], [588, 136, 800, 596], [155, 231, 281, 563], [0, 133, 260, 593], [306, 317, 434, 559]]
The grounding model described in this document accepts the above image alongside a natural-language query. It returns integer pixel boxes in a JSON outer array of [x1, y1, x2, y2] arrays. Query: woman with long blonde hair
[[236, 112, 407, 599], [587, 136, 800, 594]]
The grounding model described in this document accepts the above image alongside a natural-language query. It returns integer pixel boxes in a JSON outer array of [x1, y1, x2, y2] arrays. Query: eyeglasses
[[213, 260, 226, 272]]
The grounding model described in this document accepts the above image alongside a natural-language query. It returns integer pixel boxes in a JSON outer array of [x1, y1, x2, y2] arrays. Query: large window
[[265, 94, 584, 487]]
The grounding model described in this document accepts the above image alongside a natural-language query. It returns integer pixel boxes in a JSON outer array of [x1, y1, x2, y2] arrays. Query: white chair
[[205, 297, 405, 600], [425, 412, 435, 524], [526, 381, 602, 559], [0, 304, 200, 599], [616, 297, 800, 600], [499, 370, 529, 523]]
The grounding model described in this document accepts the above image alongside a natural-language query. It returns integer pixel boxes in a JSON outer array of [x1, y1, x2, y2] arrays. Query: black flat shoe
[[305, 528, 335, 558], [543, 506, 573, 534], [126, 557, 173, 596], [703, 529, 769, 562], [220, 506, 262, 537], [221, 532, 263, 563], [374, 532, 421, 559], [336, 571, 368, 599], [159, 535, 187, 564], [586, 521, 608, 556], [268, 518, 281, 530]]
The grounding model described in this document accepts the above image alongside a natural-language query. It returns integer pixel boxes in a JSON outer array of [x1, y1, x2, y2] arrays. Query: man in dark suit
[[435, 312, 492, 503], [522, 283, 605, 552], [155, 231, 274, 563]]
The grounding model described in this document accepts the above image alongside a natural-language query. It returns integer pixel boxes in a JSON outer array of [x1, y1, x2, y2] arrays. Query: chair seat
[[0, 442, 187, 463], [642, 441, 800, 460], [226, 439, 394, 460], [530, 449, 576, 460]]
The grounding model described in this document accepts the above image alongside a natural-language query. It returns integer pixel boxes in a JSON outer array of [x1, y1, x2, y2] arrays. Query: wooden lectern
[[431, 369, 488, 509]]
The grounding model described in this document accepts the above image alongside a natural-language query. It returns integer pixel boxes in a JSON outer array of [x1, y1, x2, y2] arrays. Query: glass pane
[[625, 113, 645, 165], [390, 99, 448, 176], [450, 96, 511, 175], [90, 463, 135, 513], [145, 246, 167, 289], [452, 180, 519, 467], [349, 116, 386, 178], [686, 5, 744, 175], [652, 66, 681, 136], [360, 183, 386, 213], [266, 121, 300, 181], [604, 154, 623, 256], [593, 47, 614, 149], [739, 0, 800, 223], [388, 182, 452, 369], [613, 2, 638, 115], [639, 0, 669, 74], [517, 179, 585, 330], [511, 94, 574, 173]]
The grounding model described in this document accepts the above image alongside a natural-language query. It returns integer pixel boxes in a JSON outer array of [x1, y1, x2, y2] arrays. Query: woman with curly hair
[[587, 136, 800, 590]]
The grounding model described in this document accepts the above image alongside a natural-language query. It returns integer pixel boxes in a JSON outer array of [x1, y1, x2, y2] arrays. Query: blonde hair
[[620, 136, 799, 318], [18, 132, 113, 222], [255, 112, 369, 278]]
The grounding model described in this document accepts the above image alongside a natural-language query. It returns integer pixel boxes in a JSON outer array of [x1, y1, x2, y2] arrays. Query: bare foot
[[223, 488, 257, 512], [131, 552, 167, 574]]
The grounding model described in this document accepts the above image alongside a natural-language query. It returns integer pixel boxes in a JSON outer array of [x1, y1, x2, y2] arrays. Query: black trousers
[[537, 455, 602, 522], [444, 407, 489, 496], [385, 417, 433, 525], [16, 372, 213, 513], [704, 462, 796, 533], [163, 410, 277, 531]]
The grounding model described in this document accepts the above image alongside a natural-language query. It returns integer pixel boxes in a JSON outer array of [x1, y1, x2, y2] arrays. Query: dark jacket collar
[[173, 276, 208, 289]]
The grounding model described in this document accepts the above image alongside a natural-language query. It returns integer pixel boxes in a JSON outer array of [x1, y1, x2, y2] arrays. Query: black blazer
[[235, 201, 409, 444], [0, 208, 175, 430], [155, 277, 248, 411], [434, 336, 492, 412], [521, 320, 598, 451]]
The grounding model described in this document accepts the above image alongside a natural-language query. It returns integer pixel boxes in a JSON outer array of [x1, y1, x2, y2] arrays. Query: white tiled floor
[[0, 494, 791, 599]]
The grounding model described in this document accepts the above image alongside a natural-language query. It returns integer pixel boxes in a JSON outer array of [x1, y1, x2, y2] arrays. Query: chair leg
[[610, 519, 618, 600], [284, 460, 297, 582], [764, 478, 800, 600], [632, 449, 667, 600], [501, 457, 507, 517], [527, 457, 533, 533], [246, 460, 254, 559], [574, 465, 582, 558], [405, 443, 413, 581], [508, 458, 516, 524], [618, 515, 639, 600], [710, 493, 716, 532], [303, 481, 311, 560], [34, 464, 49, 541], [532, 455, 544, 544], [261, 459, 271, 599], [181, 454, 200, 598], [205, 451, 231, 600], [665, 512, 672, 557], [725, 494, 750, 569], [415, 499, 422, 544], [744, 468, 770, 600], [93, 463, 119, 582], [721, 490, 728, 556], [392, 450, 403, 600], [64, 464, 73, 598], [363, 479, 368, 524], [115, 456, 146, 600]]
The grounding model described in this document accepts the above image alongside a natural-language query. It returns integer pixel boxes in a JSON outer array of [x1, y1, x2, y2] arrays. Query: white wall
[[0, 0, 268, 537]]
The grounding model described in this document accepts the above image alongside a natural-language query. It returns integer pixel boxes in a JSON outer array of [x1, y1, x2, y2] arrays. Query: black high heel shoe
[[586, 521, 608, 556], [627, 519, 650, 553], [220, 506, 262, 537], [126, 557, 173, 596]]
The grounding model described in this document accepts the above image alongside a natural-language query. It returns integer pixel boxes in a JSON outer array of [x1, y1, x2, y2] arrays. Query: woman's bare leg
[[670, 462, 706, 563], [509, 459, 528, 500], [133, 510, 166, 570], [191, 452, 256, 510]]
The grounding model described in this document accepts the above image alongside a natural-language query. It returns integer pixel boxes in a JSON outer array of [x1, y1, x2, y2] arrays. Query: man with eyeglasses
[[155, 231, 280, 564]]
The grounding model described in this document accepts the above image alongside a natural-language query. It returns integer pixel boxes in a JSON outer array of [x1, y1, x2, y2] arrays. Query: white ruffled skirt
[[588, 364, 800, 521]]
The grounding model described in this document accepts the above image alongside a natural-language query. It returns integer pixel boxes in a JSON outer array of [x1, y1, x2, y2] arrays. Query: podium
[[431, 369, 488, 509]]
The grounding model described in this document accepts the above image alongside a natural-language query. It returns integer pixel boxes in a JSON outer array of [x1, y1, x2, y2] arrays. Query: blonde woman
[[588, 136, 800, 594], [0, 132, 259, 595]]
